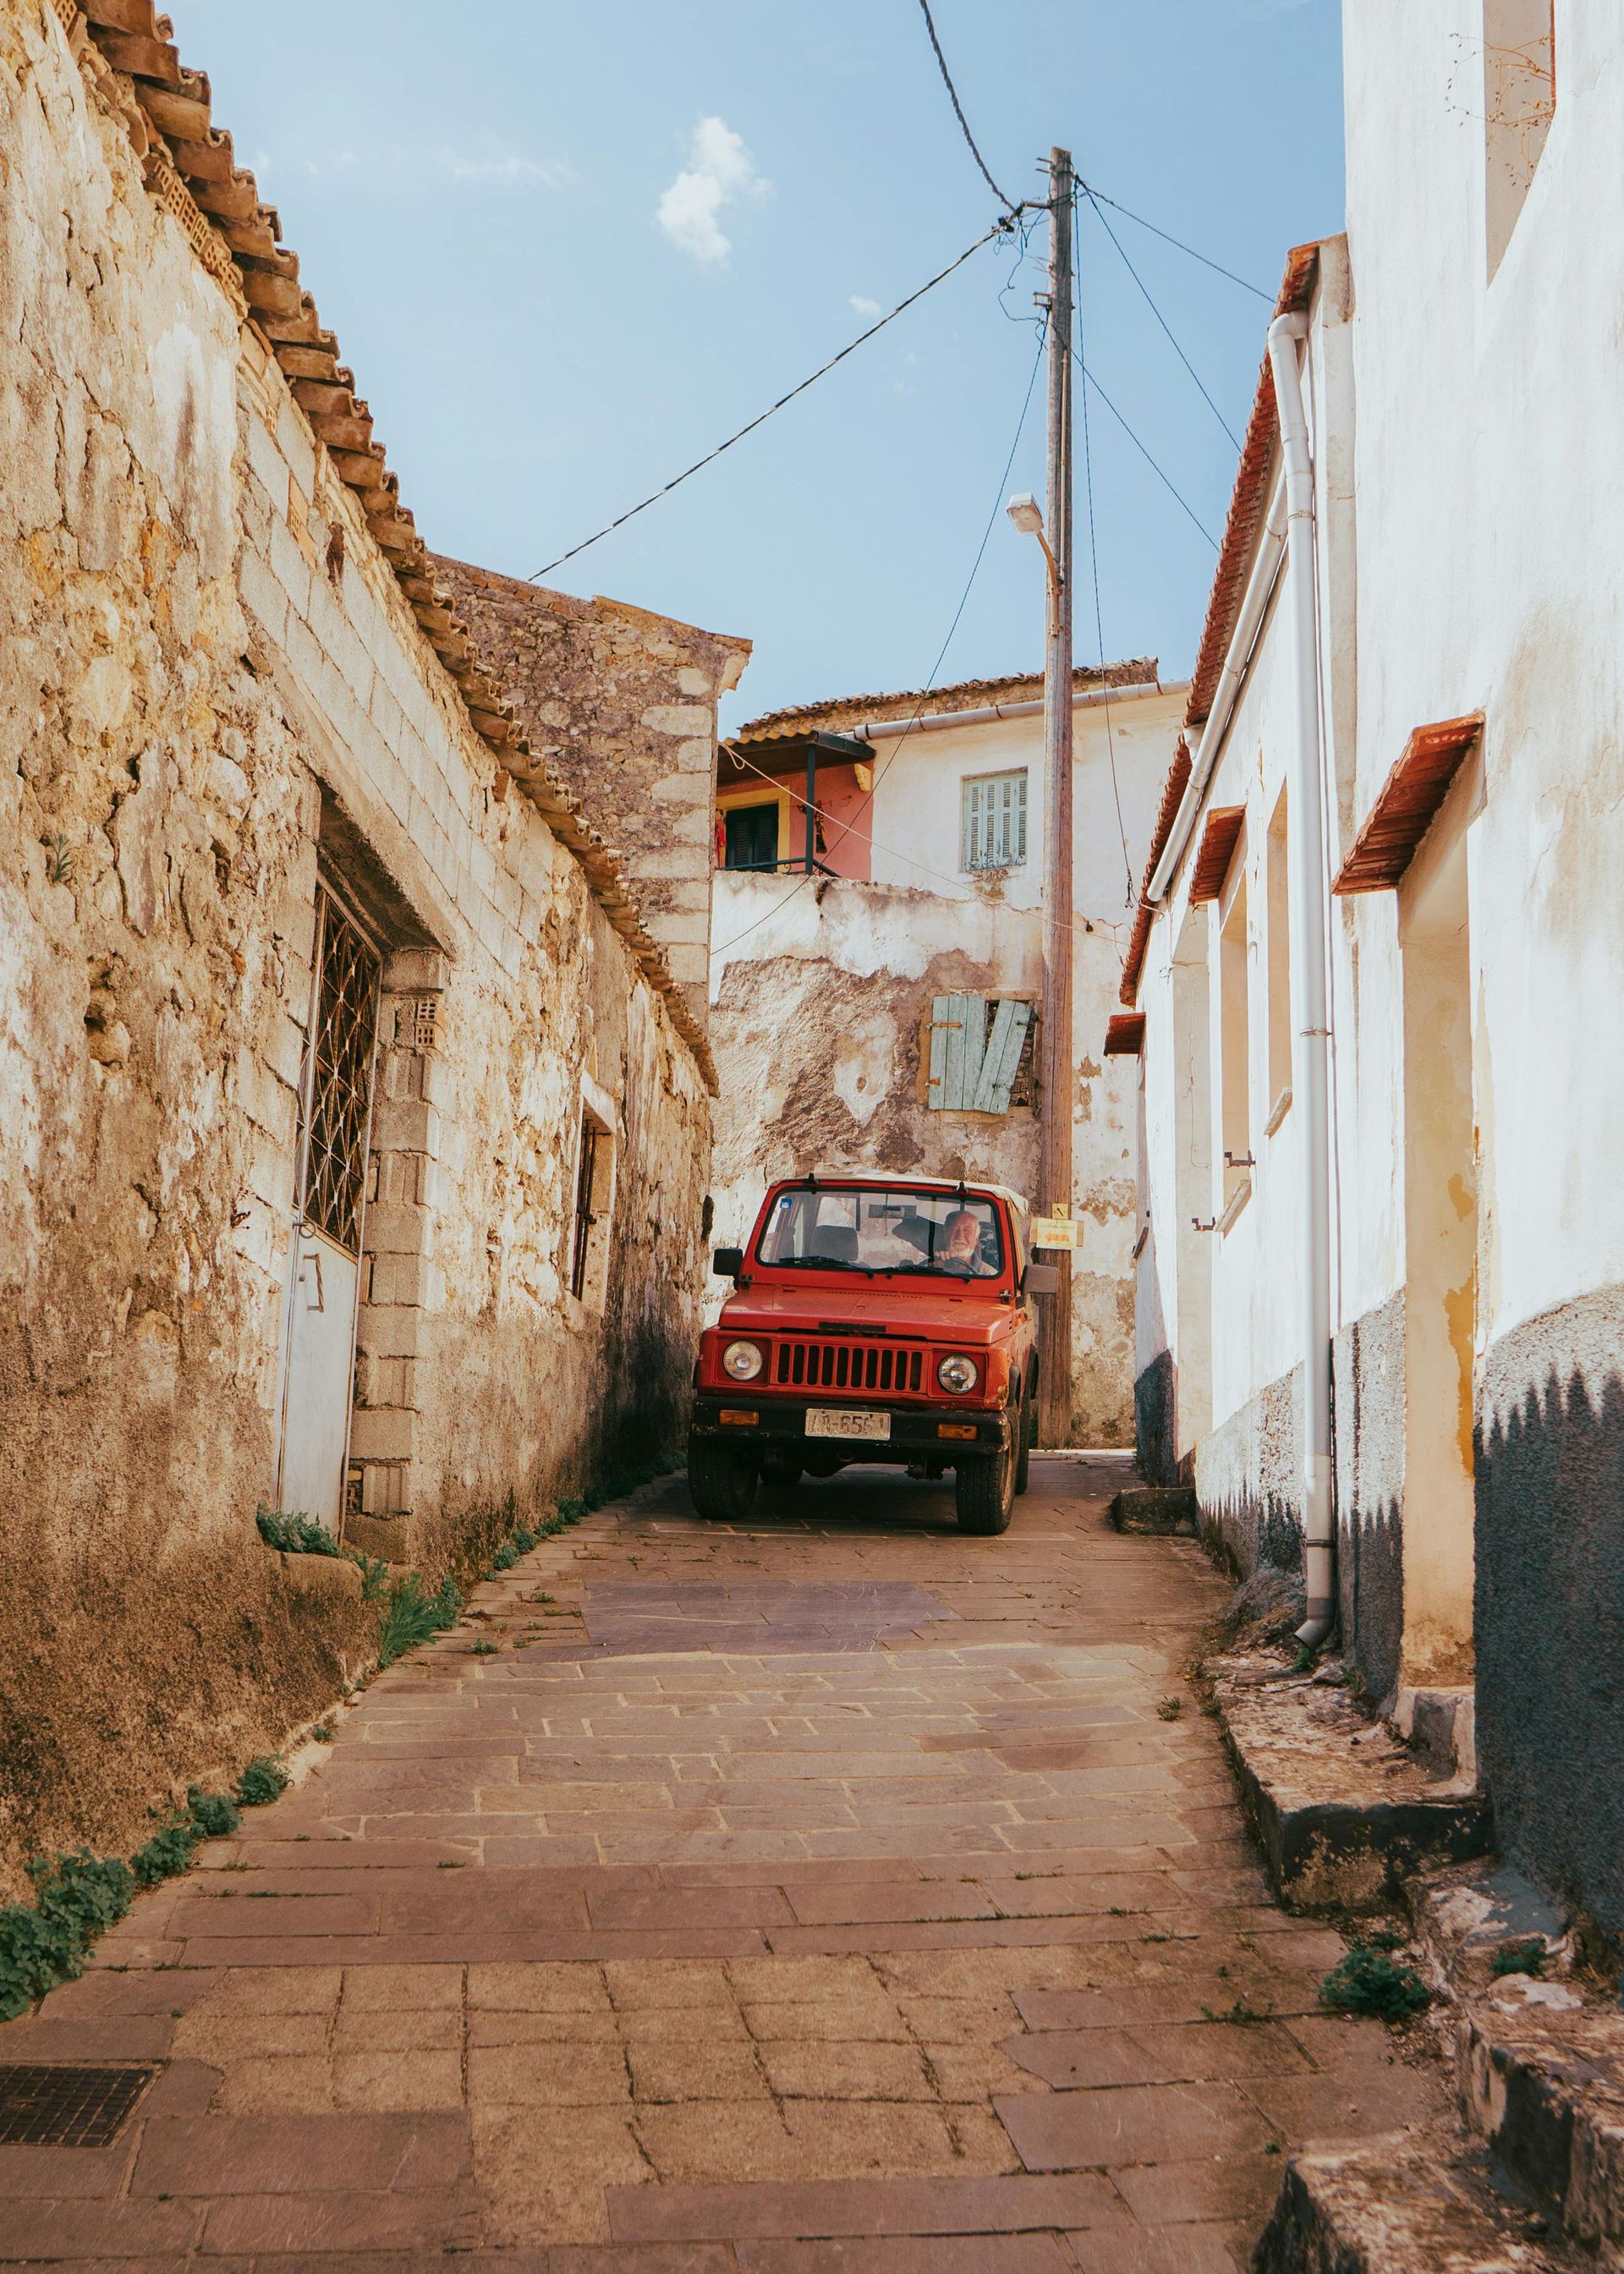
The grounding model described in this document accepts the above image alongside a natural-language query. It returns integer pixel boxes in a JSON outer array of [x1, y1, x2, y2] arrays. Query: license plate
[[805, 1406, 891, 1442]]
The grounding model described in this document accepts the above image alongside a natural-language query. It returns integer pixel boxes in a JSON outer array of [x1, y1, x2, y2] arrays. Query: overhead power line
[[528, 223, 1007, 584], [1068, 345, 1219, 552], [915, 0, 1018, 215], [710, 319, 1049, 958], [1084, 189, 1241, 449], [1077, 181, 1275, 303]]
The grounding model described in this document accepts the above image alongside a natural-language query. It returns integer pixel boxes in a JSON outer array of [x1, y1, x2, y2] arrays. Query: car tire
[[955, 1443, 1016, 1535], [1013, 1394, 1032, 1497], [688, 1435, 760, 1522]]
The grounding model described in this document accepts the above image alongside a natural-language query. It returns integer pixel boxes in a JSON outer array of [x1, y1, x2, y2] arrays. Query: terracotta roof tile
[[1332, 715, 1483, 894], [61, 0, 716, 1088], [1119, 737, 1193, 1007], [738, 659, 1161, 743]]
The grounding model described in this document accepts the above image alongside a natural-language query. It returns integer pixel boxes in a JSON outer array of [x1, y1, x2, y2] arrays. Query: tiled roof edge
[[738, 658, 1162, 741], [54, 1, 716, 1093]]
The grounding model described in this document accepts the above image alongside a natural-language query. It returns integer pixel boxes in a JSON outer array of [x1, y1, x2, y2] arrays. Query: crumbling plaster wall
[[431, 557, 749, 1041], [709, 873, 1138, 1445], [0, 0, 708, 1887]]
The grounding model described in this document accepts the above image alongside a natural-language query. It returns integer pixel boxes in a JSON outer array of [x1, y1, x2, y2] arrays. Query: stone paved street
[[0, 1455, 1446, 2267]]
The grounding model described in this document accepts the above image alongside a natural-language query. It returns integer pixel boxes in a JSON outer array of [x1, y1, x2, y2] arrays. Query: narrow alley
[[0, 1459, 1444, 2266]]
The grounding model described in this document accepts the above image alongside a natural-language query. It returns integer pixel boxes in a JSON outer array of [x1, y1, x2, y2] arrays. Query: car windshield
[[755, 1187, 1007, 1279]]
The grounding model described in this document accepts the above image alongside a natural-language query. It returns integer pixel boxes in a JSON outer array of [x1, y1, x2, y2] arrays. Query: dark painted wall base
[[1477, 1282, 1624, 1948], [1133, 1348, 1177, 1486], [1331, 1291, 1406, 1705]]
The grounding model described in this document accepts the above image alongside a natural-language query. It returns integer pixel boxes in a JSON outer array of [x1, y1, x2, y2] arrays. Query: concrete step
[[1460, 2000, 1624, 2253], [1253, 2133, 1588, 2272], [1212, 1655, 1491, 1913], [1108, 1484, 1198, 1534]]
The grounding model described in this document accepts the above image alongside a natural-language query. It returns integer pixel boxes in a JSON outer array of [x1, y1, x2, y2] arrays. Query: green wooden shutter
[[970, 998, 1033, 1112]]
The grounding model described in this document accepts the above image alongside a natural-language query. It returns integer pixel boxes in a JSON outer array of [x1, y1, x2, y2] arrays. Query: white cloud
[[656, 117, 769, 266], [849, 294, 882, 319], [436, 149, 575, 189]]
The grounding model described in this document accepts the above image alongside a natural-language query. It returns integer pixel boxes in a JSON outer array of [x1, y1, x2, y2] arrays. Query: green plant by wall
[[234, 1755, 290, 1807], [1320, 1942, 1430, 2020], [131, 1816, 199, 1887], [1491, 1936, 1547, 1979], [376, 1575, 462, 1669], [255, 1505, 340, 1556], [0, 1853, 135, 2021], [186, 1788, 240, 1839]]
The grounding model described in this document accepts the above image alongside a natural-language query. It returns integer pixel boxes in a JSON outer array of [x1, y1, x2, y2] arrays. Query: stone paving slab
[[0, 1455, 1448, 2266]]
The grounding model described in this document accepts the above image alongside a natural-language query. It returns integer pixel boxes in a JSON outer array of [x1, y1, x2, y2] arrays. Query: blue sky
[[184, 0, 1344, 728]]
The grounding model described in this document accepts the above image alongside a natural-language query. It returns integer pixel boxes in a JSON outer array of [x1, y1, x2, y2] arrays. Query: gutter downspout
[[1146, 500, 1287, 904], [1267, 309, 1336, 1650]]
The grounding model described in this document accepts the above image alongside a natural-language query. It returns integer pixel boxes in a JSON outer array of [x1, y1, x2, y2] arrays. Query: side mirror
[[1023, 1263, 1060, 1296], [712, 1246, 744, 1278]]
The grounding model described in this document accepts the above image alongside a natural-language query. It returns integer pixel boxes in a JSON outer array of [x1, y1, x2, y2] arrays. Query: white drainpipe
[[1267, 310, 1336, 1648], [1146, 502, 1287, 904]]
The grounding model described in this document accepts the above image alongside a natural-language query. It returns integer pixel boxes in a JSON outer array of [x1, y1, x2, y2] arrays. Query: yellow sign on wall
[[1029, 1217, 1078, 1250]]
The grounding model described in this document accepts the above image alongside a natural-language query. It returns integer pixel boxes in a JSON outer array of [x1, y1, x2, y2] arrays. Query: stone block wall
[[433, 558, 750, 1040], [0, 0, 715, 1887]]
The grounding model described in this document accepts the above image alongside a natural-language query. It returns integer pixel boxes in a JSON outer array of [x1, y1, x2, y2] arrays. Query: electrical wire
[[1068, 345, 1219, 551], [710, 318, 1049, 958], [1077, 180, 1275, 303], [526, 223, 1008, 583], [1075, 205, 1135, 910], [915, 0, 1017, 215], [1084, 189, 1241, 449]]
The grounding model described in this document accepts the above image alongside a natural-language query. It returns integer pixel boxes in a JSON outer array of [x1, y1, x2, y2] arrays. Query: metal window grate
[[961, 769, 1028, 871], [570, 1118, 601, 1300], [0, 2065, 156, 2148], [300, 890, 381, 1256]]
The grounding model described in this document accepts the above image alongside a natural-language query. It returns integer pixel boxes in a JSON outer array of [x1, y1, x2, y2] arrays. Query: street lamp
[[1006, 492, 1060, 592]]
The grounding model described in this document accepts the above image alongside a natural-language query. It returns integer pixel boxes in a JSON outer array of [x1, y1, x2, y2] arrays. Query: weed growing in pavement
[[1320, 1942, 1430, 2020], [1202, 1996, 1274, 2025], [0, 1853, 135, 2019], [311, 1721, 337, 1744], [1291, 1645, 1319, 1673], [470, 1641, 499, 1656], [1157, 1696, 1183, 1721], [1492, 1936, 1548, 1979], [234, 1756, 291, 1807], [255, 1505, 340, 1556]]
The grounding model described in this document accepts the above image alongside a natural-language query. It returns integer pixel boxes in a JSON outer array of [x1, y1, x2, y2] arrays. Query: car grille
[[772, 1339, 928, 1397]]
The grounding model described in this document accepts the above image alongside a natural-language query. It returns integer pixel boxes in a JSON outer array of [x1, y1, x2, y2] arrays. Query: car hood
[[716, 1279, 1020, 1349]]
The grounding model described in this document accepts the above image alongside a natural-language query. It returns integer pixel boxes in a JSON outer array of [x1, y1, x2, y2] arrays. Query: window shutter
[[970, 998, 1034, 1113], [929, 992, 990, 1110], [961, 772, 1028, 870]]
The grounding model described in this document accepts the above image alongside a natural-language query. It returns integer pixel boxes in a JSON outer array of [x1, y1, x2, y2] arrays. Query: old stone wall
[[433, 558, 749, 1041], [0, 0, 711, 1888]]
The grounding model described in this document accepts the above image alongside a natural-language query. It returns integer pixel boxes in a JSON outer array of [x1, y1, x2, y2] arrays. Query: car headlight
[[936, 1354, 978, 1394], [721, 1339, 764, 1381]]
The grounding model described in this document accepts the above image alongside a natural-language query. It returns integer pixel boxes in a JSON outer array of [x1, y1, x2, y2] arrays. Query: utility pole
[[1035, 146, 1075, 1448]]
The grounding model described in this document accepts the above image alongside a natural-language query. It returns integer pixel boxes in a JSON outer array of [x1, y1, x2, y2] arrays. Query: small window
[[961, 771, 1028, 872], [1220, 873, 1252, 1217], [721, 801, 780, 871], [568, 1096, 615, 1310], [1265, 788, 1292, 1125]]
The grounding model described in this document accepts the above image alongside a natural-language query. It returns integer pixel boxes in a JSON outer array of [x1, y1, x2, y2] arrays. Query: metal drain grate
[[0, 2064, 157, 2147]]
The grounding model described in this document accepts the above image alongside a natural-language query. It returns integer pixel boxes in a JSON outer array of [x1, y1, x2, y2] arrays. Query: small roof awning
[[1188, 805, 1245, 904], [1333, 714, 1484, 894], [1104, 1012, 1145, 1057]]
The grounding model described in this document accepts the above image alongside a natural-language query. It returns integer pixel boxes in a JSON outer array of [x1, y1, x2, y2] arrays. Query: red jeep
[[688, 1174, 1056, 1535]]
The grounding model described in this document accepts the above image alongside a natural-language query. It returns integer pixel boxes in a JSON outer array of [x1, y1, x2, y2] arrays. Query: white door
[[276, 885, 382, 1532]]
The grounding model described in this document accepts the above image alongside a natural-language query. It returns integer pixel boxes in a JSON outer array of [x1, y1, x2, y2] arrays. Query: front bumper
[[689, 1392, 1012, 1457]]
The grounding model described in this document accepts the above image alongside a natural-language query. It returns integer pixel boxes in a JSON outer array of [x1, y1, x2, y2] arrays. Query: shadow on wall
[[1336, 1498, 1403, 1706], [1200, 1491, 1305, 1589], [1476, 1348, 1624, 1947]]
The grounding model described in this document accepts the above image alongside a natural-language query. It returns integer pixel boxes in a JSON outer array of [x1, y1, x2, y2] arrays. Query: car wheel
[[955, 1442, 1016, 1535], [687, 1434, 760, 1522], [1013, 1393, 1032, 1497], [760, 1447, 804, 1487]]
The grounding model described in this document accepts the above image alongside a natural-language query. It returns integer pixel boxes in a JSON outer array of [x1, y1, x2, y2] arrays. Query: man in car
[[940, 1206, 996, 1276]]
